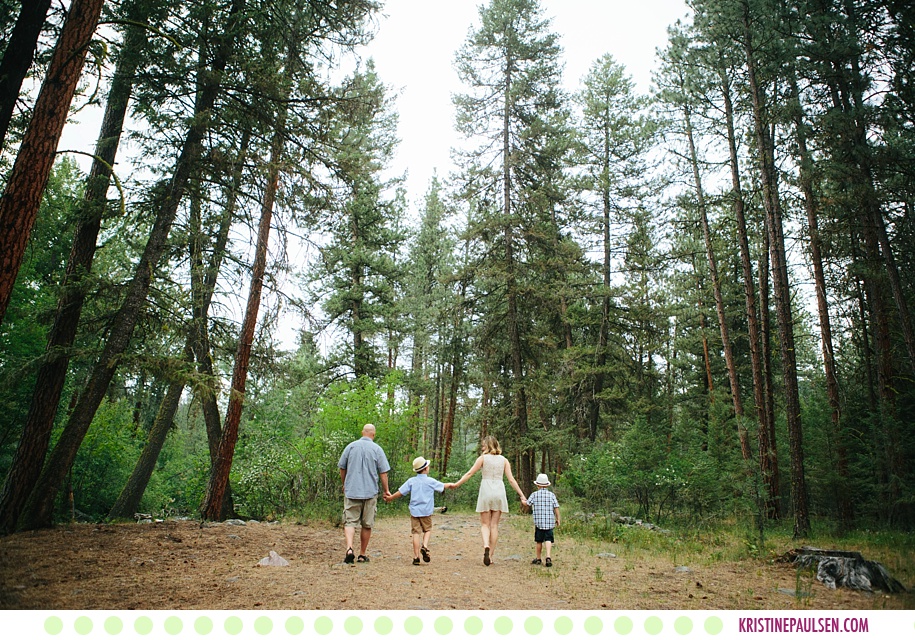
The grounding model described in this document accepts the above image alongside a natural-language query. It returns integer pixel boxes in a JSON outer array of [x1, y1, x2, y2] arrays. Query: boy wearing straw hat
[[527, 473, 560, 567], [384, 456, 445, 565]]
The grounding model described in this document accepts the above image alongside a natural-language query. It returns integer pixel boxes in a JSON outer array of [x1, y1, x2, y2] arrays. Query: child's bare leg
[[544, 540, 552, 559], [535, 541, 543, 560], [422, 529, 432, 550], [412, 532, 422, 559]]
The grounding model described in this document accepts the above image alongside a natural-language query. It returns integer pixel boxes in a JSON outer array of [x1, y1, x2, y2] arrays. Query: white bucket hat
[[534, 473, 551, 486], [412, 456, 431, 472]]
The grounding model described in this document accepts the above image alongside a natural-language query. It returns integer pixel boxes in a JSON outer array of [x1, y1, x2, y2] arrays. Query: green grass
[[557, 507, 915, 589]]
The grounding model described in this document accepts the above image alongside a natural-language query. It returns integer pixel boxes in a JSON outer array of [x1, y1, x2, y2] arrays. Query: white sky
[[360, 0, 691, 207]]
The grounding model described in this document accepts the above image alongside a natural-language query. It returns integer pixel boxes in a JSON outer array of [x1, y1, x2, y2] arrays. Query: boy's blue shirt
[[398, 473, 445, 517]]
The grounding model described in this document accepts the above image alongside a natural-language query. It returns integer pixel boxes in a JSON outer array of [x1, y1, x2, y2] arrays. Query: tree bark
[[0, 0, 54, 149], [0, 9, 147, 534], [0, 0, 106, 323]]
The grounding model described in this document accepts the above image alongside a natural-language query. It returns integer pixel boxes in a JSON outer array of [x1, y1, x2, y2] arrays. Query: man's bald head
[[362, 423, 376, 438]]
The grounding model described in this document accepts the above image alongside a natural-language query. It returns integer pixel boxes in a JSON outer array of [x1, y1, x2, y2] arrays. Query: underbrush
[[554, 498, 915, 591]]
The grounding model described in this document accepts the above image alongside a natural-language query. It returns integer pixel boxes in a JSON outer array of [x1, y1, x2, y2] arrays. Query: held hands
[[382, 490, 393, 503], [444, 482, 457, 490]]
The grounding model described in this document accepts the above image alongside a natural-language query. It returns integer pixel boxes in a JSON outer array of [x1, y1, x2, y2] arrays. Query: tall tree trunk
[[758, 214, 779, 514], [0, 0, 106, 323], [693, 265, 715, 400], [189, 131, 250, 520], [850, 236, 878, 412], [742, 1, 809, 537], [683, 103, 751, 462], [788, 76, 853, 527], [0, 0, 53, 149], [720, 67, 778, 516], [201, 86, 283, 520], [0, 10, 147, 534], [841, 0, 915, 378], [16, 0, 245, 531]]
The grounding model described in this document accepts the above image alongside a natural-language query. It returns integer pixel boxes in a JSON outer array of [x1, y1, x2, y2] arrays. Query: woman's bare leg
[[480, 511, 491, 549], [488, 510, 502, 560]]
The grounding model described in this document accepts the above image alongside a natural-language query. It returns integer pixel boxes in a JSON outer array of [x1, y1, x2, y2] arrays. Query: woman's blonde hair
[[481, 435, 502, 455]]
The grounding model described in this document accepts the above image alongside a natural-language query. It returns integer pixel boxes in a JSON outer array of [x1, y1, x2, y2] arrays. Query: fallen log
[[779, 547, 907, 593]]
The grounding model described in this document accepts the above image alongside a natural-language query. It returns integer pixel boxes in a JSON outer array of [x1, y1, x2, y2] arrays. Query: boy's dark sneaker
[[531, 558, 542, 565], [413, 557, 421, 565], [545, 557, 552, 567], [421, 546, 431, 563]]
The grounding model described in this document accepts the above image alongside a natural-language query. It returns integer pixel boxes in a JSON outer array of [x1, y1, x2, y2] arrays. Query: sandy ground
[[0, 513, 910, 610]]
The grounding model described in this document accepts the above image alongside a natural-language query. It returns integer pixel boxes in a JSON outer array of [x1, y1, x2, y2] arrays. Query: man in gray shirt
[[338, 423, 391, 563]]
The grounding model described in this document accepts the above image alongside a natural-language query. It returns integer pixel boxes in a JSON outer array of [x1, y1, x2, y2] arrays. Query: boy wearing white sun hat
[[527, 473, 560, 567], [384, 456, 446, 565]]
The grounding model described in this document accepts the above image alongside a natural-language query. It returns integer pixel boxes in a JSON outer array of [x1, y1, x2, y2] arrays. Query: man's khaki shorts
[[343, 496, 378, 528], [410, 515, 432, 534]]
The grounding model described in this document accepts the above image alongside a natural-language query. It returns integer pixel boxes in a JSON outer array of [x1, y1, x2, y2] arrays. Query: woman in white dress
[[449, 435, 527, 566]]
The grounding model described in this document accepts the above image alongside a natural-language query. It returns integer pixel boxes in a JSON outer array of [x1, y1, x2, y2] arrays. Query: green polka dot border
[[31, 612, 915, 639]]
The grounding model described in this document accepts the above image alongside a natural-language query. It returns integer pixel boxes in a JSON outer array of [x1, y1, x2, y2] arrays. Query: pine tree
[[312, 61, 403, 381], [453, 0, 570, 486]]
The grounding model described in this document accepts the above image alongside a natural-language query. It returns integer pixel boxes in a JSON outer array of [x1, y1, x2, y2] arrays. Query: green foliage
[[0, 159, 84, 470], [141, 415, 211, 517], [226, 373, 416, 519], [566, 415, 736, 524], [68, 399, 145, 520]]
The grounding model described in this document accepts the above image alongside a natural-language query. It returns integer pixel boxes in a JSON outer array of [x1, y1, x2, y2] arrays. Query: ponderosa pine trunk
[[758, 216, 778, 514], [742, 1, 809, 537], [720, 66, 778, 516], [0, 0, 106, 323], [0, 9, 147, 534], [683, 103, 752, 463], [0, 0, 53, 149], [841, 0, 915, 378], [190, 133, 250, 521], [788, 75, 853, 527], [201, 90, 283, 520], [15, 0, 246, 531]]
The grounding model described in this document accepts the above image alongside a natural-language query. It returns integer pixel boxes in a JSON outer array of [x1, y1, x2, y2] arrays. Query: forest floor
[[0, 512, 911, 610]]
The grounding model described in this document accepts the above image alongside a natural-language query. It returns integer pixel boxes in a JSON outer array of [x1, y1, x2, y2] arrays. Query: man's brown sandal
[[357, 555, 369, 563]]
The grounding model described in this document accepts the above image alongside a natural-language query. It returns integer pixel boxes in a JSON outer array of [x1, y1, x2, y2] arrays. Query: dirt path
[[0, 513, 909, 610]]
